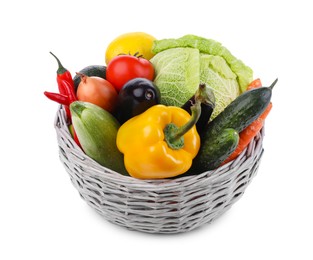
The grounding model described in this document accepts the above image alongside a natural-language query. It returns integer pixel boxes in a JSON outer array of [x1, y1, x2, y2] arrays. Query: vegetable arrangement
[[44, 32, 276, 180]]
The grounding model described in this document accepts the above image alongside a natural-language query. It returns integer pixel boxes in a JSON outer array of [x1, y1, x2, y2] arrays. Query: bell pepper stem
[[171, 101, 201, 140], [164, 87, 203, 150]]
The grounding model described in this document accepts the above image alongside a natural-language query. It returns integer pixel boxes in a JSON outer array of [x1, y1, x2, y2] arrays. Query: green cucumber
[[73, 65, 106, 92], [189, 128, 239, 174], [205, 79, 277, 137], [191, 79, 277, 174], [70, 101, 128, 175]]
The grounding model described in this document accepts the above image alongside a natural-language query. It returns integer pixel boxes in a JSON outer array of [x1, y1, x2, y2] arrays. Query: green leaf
[[152, 34, 253, 92], [151, 48, 200, 107]]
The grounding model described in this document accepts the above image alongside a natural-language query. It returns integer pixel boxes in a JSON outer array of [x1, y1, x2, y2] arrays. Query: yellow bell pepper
[[116, 102, 201, 179]]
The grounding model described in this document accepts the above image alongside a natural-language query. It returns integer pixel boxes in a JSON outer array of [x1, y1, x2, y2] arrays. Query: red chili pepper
[[57, 80, 76, 125], [44, 91, 71, 119], [49, 52, 77, 122], [49, 52, 77, 103], [69, 124, 82, 149], [60, 80, 77, 103], [44, 91, 70, 106], [46, 53, 80, 147], [49, 52, 75, 94]]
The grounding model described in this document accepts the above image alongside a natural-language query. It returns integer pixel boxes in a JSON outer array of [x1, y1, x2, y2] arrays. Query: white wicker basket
[[54, 106, 264, 234]]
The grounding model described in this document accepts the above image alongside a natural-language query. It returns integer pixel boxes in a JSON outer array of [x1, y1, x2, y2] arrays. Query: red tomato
[[77, 75, 118, 113], [106, 55, 155, 91]]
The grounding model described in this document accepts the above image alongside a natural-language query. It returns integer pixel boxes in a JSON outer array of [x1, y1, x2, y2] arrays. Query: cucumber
[[205, 79, 277, 137], [70, 101, 128, 175], [73, 65, 106, 92], [188, 128, 239, 174], [190, 79, 277, 174]]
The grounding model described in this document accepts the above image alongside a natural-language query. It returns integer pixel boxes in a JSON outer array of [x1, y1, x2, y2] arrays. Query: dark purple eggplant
[[114, 78, 161, 124], [182, 83, 215, 134]]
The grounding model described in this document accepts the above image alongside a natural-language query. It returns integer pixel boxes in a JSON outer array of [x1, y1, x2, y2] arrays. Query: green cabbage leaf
[[151, 47, 200, 107], [150, 35, 253, 118]]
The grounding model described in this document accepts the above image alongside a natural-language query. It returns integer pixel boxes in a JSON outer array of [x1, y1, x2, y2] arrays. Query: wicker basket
[[54, 106, 264, 234]]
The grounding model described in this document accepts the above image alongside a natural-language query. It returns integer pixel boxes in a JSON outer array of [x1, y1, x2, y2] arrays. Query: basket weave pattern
[[54, 106, 264, 234]]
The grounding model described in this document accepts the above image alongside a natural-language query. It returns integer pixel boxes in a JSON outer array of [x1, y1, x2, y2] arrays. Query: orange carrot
[[247, 78, 262, 90], [222, 102, 272, 164]]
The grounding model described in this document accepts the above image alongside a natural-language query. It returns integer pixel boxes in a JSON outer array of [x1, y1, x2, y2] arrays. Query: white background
[[1, 0, 312, 259]]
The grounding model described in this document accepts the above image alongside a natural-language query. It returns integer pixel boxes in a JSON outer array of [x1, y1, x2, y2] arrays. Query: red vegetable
[[45, 52, 80, 147], [49, 52, 77, 120], [69, 124, 82, 149], [60, 79, 77, 104], [50, 52, 74, 90], [106, 54, 154, 91], [247, 78, 262, 90], [44, 91, 69, 106]]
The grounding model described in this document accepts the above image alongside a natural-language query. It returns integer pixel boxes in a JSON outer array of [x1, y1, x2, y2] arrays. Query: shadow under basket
[[54, 106, 265, 234]]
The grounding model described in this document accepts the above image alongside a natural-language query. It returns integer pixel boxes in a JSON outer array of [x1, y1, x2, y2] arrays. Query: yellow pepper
[[116, 102, 201, 179]]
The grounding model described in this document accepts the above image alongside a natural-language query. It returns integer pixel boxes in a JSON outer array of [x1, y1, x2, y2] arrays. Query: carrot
[[247, 78, 262, 90], [222, 78, 272, 165]]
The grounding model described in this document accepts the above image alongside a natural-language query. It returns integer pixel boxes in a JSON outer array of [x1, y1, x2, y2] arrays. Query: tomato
[[106, 55, 155, 91], [77, 74, 118, 113]]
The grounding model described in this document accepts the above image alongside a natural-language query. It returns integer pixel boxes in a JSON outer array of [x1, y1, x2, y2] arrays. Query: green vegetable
[[199, 53, 240, 119], [191, 81, 275, 173], [205, 81, 276, 137], [152, 34, 253, 92], [73, 65, 106, 92], [150, 35, 253, 119], [151, 47, 200, 107], [70, 101, 128, 175], [191, 79, 276, 173], [190, 128, 239, 174]]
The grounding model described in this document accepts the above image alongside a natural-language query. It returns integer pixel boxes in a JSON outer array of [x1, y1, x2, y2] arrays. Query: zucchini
[[73, 65, 106, 92], [70, 101, 128, 175]]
